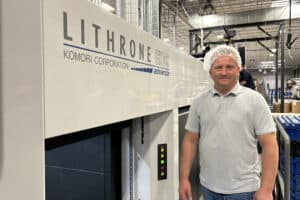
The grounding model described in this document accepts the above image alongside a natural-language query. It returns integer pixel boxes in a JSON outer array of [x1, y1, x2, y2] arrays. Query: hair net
[[203, 45, 242, 71]]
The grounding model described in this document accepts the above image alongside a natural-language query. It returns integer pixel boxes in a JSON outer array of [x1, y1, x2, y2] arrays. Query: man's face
[[209, 56, 240, 90]]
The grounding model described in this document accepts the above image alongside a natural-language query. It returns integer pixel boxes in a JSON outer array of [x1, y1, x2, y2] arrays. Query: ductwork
[[88, 0, 102, 7], [116, 0, 160, 37], [189, 4, 300, 28], [146, 0, 160, 37], [116, 0, 139, 27]]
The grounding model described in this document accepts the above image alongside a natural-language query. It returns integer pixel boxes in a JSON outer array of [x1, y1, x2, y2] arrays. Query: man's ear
[[239, 66, 242, 72]]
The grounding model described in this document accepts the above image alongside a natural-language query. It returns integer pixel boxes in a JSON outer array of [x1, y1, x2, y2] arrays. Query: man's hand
[[179, 178, 192, 200], [254, 188, 273, 200]]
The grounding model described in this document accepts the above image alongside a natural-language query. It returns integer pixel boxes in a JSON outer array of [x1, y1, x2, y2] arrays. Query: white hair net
[[203, 45, 242, 71]]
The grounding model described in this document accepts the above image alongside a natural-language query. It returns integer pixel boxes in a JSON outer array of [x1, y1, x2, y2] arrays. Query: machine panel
[[43, 0, 208, 138]]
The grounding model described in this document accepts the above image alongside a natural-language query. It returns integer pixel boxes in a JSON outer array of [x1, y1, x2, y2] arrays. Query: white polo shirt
[[185, 83, 276, 194]]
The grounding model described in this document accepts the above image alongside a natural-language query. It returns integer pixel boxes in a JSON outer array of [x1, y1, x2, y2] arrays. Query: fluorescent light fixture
[[260, 61, 274, 65], [217, 34, 223, 39], [163, 38, 170, 42], [259, 59, 286, 68], [259, 61, 275, 68], [271, 1, 288, 8], [189, 14, 220, 28], [205, 15, 219, 26], [101, 2, 115, 12]]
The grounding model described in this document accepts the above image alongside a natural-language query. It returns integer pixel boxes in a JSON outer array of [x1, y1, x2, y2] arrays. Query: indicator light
[[158, 144, 167, 180]]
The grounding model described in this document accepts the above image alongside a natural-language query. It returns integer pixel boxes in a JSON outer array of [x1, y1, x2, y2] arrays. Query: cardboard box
[[273, 102, 280, 113], [291, 101, 300, 113], [285, 101, 292, 113], [272, 101, 292, 113]]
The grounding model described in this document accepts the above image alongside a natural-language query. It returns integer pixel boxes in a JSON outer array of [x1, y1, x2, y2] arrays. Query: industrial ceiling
[[161, 0, 300, 72], [95, 0, 300, 73]]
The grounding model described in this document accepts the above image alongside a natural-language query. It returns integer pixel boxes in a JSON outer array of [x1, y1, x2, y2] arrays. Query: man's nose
[[220, 68, 228, 74]]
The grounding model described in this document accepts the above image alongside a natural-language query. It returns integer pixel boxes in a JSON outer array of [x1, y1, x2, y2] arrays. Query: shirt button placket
[[220, 96, 225, 113]]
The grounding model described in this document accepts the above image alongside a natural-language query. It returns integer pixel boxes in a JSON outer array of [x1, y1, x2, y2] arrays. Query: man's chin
[[218, 82, 235, 88]]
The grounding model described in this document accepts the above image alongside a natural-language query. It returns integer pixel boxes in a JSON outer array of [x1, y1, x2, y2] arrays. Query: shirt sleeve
[[185, 98, 201, 134], [253, 93, 276, 135]]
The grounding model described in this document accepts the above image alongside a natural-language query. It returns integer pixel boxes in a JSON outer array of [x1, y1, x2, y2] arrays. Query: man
[[239, 67, 256, 90], [179, 45, 278, 200]]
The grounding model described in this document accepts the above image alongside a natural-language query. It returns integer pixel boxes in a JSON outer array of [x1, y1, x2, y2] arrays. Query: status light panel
[[157, 144, 167, 180]]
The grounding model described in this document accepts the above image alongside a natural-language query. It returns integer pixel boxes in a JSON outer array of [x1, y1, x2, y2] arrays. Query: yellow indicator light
[[161, 172, 165, 176], [161, 148, 165, 152], [160, 154, 164, 158]]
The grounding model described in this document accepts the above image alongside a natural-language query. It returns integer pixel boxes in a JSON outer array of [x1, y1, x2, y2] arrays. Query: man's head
[[204, 45, 242, 93], [203, 45, 242, 71]]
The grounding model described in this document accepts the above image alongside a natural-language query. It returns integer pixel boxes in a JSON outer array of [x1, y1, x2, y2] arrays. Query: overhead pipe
[[152, 0, 160, 37], [144, 0, 160, 37], [116, 0, 139, 26]]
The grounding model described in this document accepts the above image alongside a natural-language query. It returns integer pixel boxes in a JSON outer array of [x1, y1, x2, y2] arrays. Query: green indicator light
[[160, 160, 165, 165]]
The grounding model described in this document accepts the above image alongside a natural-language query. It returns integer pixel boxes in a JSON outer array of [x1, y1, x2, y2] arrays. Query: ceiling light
[[101, 2, 115, 12], [271, 1, 288, 8], [163, 38, 170, 42], [217, 34, 223, 39]]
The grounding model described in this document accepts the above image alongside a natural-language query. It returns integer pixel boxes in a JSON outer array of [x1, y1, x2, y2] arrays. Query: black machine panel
[[45, 121, 129, 200]]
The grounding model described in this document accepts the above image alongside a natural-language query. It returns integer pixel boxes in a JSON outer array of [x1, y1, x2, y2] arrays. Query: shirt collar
[[211, 82, 242, 97]]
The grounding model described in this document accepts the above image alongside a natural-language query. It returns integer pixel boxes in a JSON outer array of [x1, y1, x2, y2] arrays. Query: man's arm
[[255, 132, 278, 200], [179, 131, 199, 200]]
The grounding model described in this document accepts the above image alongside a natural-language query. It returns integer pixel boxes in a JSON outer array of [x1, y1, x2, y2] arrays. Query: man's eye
[[226, 65, 235, 70]]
